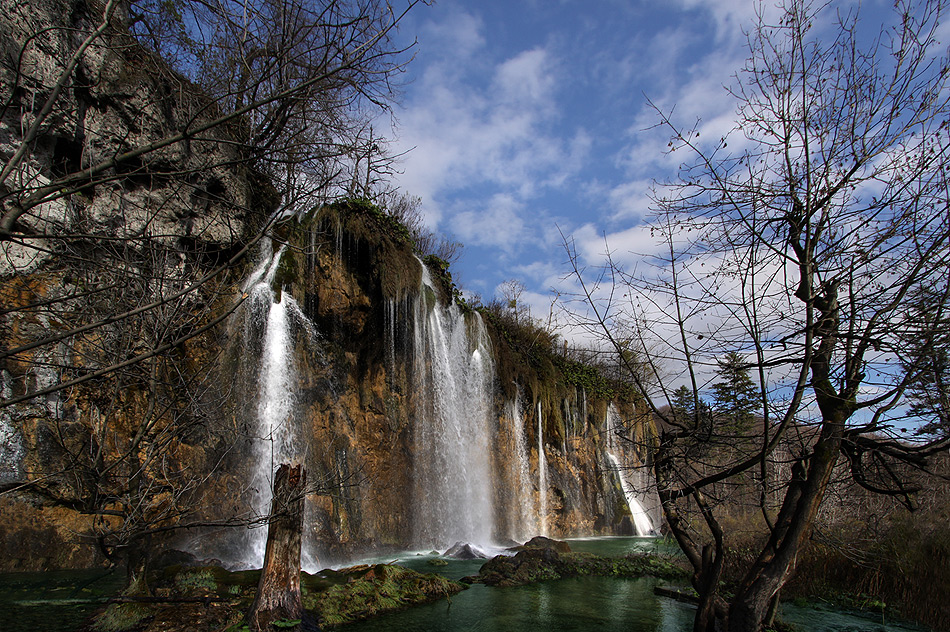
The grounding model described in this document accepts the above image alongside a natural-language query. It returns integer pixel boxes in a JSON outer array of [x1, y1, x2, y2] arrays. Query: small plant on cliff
[[422, 254, 469, 309]]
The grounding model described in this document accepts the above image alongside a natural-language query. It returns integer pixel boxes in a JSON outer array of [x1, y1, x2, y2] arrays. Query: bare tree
[[0, 0, 418, 397], [378, 189, 464, 263], [565, 1, 950, 630]]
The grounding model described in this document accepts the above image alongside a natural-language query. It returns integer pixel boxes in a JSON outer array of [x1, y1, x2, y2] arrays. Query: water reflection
[[345, 577, 695, 632]]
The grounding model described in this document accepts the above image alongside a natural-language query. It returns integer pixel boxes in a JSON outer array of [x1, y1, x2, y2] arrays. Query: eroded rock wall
[[212, 203, 651, 566]]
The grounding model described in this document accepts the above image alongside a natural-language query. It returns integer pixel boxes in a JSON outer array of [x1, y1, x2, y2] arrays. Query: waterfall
[[503, 395, 534, 541], [385, 298, 397, 377], [537, 401, 548, 537], [410, 262, 495, 549], [243, 245, 311, 565], [605, 405, 654, 536]]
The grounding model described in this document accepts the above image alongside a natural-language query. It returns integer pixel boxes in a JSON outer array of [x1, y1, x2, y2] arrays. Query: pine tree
[[710, 352, 758, 435], [903, 287, 950, 438]]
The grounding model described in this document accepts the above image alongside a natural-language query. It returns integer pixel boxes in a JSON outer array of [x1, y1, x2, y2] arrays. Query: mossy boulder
[[464, 543, 688, 588], [307, 563, 465, 626], [514, 536, 573, 553]]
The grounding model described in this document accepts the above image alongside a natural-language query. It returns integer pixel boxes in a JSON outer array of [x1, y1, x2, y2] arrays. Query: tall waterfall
[[605, 405, 654, 536], [243, 245, 311, 564], [537, 401, 548, 536], [410, 263, 495, 549], [503, 395, 534, 541]]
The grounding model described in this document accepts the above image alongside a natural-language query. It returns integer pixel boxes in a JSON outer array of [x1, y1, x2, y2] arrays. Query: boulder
[[443, 541, 489, 560]]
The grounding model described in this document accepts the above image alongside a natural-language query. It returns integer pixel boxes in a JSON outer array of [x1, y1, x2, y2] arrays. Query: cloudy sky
[[378, 0, 780, 316]]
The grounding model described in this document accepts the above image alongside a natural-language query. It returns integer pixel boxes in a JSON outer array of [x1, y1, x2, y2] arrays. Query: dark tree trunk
[[125, 533, 151, 596], [727, 421, 844, 631], [694, 543, 726, 632], [248, 463, 306, 632]]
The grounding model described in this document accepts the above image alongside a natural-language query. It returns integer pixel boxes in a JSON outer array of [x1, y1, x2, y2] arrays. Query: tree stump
[[248, 463, 306, 632]]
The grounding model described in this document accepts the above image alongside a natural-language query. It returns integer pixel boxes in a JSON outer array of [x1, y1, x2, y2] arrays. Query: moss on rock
[[307, 563, 465, 626], [463, 538, 687, 588]]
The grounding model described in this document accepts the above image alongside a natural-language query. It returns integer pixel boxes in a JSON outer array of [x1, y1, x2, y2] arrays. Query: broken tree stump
[[248, 463, 306, 632]]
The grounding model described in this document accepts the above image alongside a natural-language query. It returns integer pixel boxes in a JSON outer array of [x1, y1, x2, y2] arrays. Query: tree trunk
[[728, 420, 843, 632], [694, 544, 723, 632], [248, 463, 306, 632], [125, 533, 151, 596]]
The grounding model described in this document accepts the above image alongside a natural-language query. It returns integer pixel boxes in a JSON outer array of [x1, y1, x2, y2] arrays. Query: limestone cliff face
[[202, 202, 654, 567]]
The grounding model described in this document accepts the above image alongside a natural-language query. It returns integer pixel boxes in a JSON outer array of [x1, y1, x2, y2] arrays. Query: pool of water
[[0, 537, 931, 632], [345, 576, 695, 632], [779, 600, 929, 632], [337, 538, 695, 632], [340, 537, 929, 632], [0, 567, 125, 632]]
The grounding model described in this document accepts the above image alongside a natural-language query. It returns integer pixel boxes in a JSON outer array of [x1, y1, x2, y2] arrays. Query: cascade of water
[[504, 395, 534, 541], [385, 298, 397, 377], [537, 401, 548, 537], [605, 405, 654, 536], [581, 388, 587, 431], [243, 245, 311, 565], [411, 263, 495, 549]]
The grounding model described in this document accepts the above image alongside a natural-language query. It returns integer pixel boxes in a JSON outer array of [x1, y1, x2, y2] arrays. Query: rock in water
[[443, 542, 488, 560], [519, 536, 572, 553]]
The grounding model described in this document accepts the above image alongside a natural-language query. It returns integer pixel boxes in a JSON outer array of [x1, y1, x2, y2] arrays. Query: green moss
[[272, 246, 299, 291], [173, 568, 218, 592], [470, 547, 688, 588], [309, 564, 464, 625], [552, 356, 617, 400], [155, 565, 259, 600], [297, 199, 421, 300], [92, 602, 151, 632]]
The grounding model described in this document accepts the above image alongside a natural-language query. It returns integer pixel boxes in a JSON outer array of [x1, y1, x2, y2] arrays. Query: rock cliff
[[194, 201, 656, 568], [0, 0, 270, 569]]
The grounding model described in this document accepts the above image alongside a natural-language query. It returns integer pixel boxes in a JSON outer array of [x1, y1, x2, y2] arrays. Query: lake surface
[[0, 567, 125, 632], [342, 537, 929, 632], [0, 537, 930, 632]]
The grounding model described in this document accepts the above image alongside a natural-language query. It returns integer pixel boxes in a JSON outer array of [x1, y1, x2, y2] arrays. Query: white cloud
[[386, 32, 591, 237], [416, 9, 486, 63], [451, 193, 527, 251], [670, 0, 766, 44], [493, 48, 556, 109]]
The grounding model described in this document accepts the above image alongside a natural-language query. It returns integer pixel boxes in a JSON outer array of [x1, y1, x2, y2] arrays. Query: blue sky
[[380, 0, 772, 316], [375, 0, 950, 437]]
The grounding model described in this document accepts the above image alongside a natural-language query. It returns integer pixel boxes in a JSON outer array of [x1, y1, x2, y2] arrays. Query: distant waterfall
[[243, 245, 312, 564], [503, 395, 534, 541], [411, 263, 495, 549], [605, 405, 654, 536], [537, 401, 548, 536]]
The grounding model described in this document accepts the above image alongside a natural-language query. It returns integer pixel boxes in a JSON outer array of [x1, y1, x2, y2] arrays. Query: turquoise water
[[344, 575, 695, 632], [341, 537, 929, 632], [779, 601, 929, 632], [0, 537, 931, 631], [340, 538, 693, 632]]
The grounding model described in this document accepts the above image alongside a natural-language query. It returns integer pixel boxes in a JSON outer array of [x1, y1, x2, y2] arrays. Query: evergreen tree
[[669, 385, 714, 446], [903, 287, 950, 438], [671, 385, 697, 422], [710, 352, 758, 435]]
